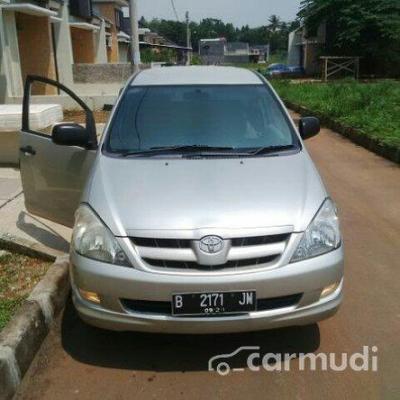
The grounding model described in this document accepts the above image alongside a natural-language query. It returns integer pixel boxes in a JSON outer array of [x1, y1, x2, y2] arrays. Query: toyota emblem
[[199, 236, 224, 254]]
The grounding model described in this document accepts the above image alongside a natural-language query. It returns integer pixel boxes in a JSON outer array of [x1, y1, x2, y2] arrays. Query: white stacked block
[[0, 104, 63, 165]]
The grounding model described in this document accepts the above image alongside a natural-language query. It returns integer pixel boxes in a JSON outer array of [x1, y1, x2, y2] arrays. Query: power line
[[170, 0, 180, 21]]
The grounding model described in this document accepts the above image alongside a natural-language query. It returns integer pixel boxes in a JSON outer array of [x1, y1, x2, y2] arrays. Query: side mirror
[[52, 123, 90, 148], [299, 117, 320, 140]]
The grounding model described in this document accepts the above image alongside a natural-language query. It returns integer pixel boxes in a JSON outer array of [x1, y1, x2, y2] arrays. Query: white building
[[288, 23, 326, 74], [0, 0, 130, 102]]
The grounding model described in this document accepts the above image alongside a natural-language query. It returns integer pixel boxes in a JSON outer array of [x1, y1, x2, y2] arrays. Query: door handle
[[20, 146, 36, 156]]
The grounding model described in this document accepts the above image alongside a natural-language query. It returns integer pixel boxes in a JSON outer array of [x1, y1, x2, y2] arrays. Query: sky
[[137, 0, 302, 28]]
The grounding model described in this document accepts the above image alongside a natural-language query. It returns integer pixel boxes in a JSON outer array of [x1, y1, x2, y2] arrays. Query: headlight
[[291, 198, 341, 263], [72, 205, 131, 267]]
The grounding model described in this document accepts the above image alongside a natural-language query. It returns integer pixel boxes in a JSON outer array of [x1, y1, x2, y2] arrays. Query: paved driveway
[[15, 113, 400, 400]]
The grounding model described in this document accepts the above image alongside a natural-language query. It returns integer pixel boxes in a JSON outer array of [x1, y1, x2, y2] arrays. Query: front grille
[[121, 293, 302, 316], [231, 234, 289, 247], [132, 234, 290, 249], [143, 255, 278, 270], [131, 233, 290, 272], [122, 300, 172, 315], [132, 237, 192, 248]]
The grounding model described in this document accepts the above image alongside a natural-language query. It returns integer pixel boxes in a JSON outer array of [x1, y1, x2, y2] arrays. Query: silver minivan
[[20, 67, 344, 333]]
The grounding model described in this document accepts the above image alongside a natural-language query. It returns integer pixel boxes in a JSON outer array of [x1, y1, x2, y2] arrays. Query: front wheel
[[216, 361, 230, 376]]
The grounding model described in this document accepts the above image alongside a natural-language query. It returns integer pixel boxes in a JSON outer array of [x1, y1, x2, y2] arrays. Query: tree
[[299, 0, 400, 76], [139, 15, 297, 56], [268, 15, 281, 33], [138, 16, 147, 28]]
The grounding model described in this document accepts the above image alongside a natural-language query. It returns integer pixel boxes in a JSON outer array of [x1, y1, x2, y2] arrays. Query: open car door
[[20, 76, 98, 227]]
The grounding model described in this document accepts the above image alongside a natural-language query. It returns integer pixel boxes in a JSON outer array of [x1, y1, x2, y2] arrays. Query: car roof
[[131, 66, 263, 86]]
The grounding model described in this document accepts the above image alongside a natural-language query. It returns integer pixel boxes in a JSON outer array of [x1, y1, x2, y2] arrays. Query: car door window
[[24, 78, 98, 142]]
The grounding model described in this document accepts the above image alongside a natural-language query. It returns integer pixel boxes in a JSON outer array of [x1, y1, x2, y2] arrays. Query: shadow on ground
[[17, 211, 69, 253], [61, 296, 320, 372]]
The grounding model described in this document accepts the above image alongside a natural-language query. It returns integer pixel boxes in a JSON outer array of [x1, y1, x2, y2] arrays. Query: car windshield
[[106, 84, 299, 156]]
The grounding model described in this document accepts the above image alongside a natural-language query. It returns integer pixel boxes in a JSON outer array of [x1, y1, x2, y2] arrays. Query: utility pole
[[129, 0, 141, 72], [185, 11, 191, 65]]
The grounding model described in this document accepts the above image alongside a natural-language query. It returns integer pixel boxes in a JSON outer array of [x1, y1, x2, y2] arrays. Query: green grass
[[224, 53, 288, 72], [271, 80, 400, 148], [0, 250, 50, 330], [227, 52, 287, 68], [268, 51, 287, 65], [0, 298, 25, 330]]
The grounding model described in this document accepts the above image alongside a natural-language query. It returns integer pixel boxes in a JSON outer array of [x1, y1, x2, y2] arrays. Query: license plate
[[172, 291, 256, 316]]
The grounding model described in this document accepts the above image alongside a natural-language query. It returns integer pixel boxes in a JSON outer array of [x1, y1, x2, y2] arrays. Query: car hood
[[86, 152, 327, 237]]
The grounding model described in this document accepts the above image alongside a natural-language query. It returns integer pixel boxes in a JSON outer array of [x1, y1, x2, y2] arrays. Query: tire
[[216, 362, 230, 376]]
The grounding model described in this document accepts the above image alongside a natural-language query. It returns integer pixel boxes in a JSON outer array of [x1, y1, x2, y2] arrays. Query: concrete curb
[[285, 100, 400, 165], [0, 256, 70, 400], [0, 234, 58, 262]]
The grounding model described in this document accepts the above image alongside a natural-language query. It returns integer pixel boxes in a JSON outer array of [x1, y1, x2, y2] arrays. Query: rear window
[[106, 84, 297, 153]]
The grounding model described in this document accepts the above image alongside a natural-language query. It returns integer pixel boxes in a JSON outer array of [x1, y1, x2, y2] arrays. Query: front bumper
[[70, 247, 344, 334]]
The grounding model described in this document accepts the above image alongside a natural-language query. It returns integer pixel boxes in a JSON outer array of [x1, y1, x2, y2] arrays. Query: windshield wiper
[[121, 145, 235, 157], [151, 145, 235, 152], [250, 144, 298, 156], [120, 144, 298, 158]]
